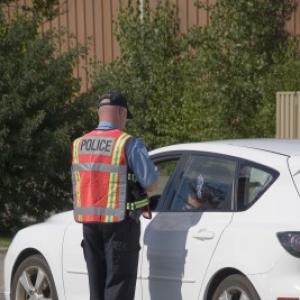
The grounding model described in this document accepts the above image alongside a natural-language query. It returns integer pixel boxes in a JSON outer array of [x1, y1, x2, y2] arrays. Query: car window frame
[[151, 150, 280, 213], [158, 151, 239, 212]]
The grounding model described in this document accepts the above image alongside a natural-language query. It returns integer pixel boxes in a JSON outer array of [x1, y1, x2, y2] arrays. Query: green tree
[[186, 0, 296, 139], [0, 0, 88, 234]]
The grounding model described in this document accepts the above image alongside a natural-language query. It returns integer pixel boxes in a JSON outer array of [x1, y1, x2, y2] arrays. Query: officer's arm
[[126, 138, 158, 191], [144, 180, 158, 192]]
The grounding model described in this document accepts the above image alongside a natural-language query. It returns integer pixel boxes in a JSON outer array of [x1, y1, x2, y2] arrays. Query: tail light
[[277, 298, 299, 300], [277, 232, 300, 258]]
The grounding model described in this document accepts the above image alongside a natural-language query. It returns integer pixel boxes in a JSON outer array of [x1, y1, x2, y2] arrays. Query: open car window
[[148, 158, 180, 210]]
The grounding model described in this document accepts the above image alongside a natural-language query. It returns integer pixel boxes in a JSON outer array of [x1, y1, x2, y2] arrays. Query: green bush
[[185, 0, 296, 139], [0, 0, 88, 234]]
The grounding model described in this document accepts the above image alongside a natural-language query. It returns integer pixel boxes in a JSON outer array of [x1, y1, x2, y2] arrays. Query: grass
[[0, 237, 12, 248]]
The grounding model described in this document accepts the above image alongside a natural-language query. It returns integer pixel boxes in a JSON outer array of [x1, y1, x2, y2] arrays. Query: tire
[[212, 274, 260, 300], [11, 254, 58, 300]]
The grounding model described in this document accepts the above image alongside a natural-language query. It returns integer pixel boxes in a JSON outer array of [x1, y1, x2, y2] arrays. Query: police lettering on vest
[[80, 137, 115, 156]]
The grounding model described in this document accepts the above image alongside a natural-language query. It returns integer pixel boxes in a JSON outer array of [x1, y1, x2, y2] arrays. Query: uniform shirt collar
[[96, 121, 118, 130]]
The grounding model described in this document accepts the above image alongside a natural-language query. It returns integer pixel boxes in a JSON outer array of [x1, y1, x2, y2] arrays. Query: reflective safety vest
[[72, 129, 148, 223]]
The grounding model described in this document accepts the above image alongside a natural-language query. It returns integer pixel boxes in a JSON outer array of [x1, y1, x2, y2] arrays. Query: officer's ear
[[118, 107, 126, 118]]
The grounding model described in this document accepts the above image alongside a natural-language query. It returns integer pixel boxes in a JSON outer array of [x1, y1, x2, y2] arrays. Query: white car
[[4, 138, 300, 300]]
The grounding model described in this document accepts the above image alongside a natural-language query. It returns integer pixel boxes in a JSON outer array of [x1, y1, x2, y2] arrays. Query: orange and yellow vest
[[72, 129, 147, 223]]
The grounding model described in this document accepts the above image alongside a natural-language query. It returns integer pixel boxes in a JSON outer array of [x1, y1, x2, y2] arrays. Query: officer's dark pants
[[82, 218, 141, 300]]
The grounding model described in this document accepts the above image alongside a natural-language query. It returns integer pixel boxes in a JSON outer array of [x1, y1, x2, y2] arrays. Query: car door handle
[[193, 229, 215, 240]]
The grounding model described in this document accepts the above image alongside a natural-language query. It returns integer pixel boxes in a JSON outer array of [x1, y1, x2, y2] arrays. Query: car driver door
[[140, 153, 237, 300]]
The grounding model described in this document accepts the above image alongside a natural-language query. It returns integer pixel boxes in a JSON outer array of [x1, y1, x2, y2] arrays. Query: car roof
[[150, 138, 300, 157]]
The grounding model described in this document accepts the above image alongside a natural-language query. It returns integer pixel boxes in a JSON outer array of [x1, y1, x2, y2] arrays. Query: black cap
[[98, 91, 133, 119]]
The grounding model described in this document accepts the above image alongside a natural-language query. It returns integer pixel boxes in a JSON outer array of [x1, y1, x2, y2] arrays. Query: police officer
[[71, 91, 158, 300]]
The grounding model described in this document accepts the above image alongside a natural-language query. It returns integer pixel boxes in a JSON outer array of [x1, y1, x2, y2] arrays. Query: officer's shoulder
[[128, 136, 146, 146]]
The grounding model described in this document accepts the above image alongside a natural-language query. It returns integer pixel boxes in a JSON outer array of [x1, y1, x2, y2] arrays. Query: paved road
[[0, 251, 6, 300]]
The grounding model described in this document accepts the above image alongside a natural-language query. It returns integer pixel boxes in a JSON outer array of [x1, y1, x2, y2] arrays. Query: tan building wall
[[4, 0, 226, 92], [6, 0, 300, 93], [39, 0, 217, 92], [276, 92, 300, 139]]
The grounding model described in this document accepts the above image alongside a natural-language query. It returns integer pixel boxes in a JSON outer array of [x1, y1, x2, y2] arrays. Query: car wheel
[[11, 254, 58, 300], [212, 274, 260, 300]]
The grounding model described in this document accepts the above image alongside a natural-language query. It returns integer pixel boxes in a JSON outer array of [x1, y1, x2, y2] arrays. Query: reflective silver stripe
[[74, 206, 125, 219], [71, 172, 77, 199], [79, 137, 115, 156], [118, 180, 127, 215], [72, 163, 127, 174]]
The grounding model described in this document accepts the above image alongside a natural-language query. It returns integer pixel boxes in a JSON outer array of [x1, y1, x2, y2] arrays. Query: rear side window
[[237, 162, 278, 211]]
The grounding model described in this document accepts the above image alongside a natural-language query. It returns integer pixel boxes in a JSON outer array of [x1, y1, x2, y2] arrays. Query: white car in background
[[4, 138, 300, 300]]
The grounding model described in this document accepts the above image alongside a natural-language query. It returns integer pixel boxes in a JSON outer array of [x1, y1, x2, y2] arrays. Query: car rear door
[[140, 152, 236, 300]]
